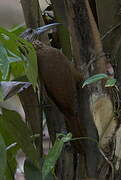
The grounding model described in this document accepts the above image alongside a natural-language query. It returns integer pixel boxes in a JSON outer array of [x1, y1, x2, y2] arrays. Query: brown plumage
[[33, 40, 83, 142]]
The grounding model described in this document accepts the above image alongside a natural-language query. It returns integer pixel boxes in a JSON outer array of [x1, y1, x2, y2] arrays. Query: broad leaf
[[0, 27, 38, 87], [0, 81, 31, 102], [0, 109, 40, 168], [0, 81, 31, 100], [0, 117, 18, 180], [82, 73, 108, 88]]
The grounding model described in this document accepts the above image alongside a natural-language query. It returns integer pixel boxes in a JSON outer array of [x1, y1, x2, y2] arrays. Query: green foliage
[[0, 114, 18, 180], [42, 133, 72, 180], [10, 61, 25, 79], [82, 73, 116, 88], [9, 24, 26, 36], [0, 27, 38, 87], [24, 159, 42, 180], [0, 25, 40, 178], [5, 146, 18, 180], [82, 73, 108, 88], [105, 78, 116, 87], [0, 134, 6, 180], [0, 109, 40, 168], [24, 159, 54, 180], [0, 44, 10, 80]]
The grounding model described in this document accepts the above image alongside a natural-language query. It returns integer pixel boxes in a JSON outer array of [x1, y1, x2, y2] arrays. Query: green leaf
[[42, 139, 63, 180], [24, 159, 54, 180], [0, 109, 40, 168], [82, 73, 108, 88], [105, 78, 116, 87], [7, 49, 23, 62], [0, 27, 21, 56], [61, 132, 72, 142], [5, 147, 18, 180], [24, 159, 41, 180], [9, 24, 26, 36], [0, 134, 6, 180], [0, 27, 38, 87], [42, 133, 72, 179], [0, 44, 10, 80], [18, 38, 38, 88], [0, 116, 18, 179], [0, 43, 24, 81], [11, 61, 25, 78]]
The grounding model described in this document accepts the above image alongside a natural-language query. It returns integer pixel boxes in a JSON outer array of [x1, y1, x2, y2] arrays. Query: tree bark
[[96, 1, 121, 179], [64, 0, 115, 179]]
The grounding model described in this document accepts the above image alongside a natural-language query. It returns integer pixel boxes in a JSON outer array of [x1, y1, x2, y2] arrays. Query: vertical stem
[[50, 0, 72, 59]]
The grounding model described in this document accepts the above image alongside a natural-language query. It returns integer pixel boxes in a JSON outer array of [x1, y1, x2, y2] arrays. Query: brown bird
[[21, 24, 100, 178], [20, 24, 83, 145]]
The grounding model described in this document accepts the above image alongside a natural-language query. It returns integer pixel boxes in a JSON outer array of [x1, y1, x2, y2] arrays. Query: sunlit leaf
[[105, 78, 116, 87], [82, 73, 108, 88]]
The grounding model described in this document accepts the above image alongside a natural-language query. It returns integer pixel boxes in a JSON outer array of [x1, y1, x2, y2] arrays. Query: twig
[[71, 135, 115, 180], [99, 147, 114, 180], [101, 22, 121, 40]]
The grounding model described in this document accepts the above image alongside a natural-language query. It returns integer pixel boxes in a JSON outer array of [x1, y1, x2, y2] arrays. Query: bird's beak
[[35, 23, 60, 35], [20, 23, 60, 41]]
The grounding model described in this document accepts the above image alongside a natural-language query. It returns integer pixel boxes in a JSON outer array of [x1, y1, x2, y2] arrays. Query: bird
[[20, 23, 100, 179], [20, 23, 84, 151]]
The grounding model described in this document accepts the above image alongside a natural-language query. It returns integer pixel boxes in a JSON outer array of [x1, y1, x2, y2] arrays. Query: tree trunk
[[64, 0, 116, 180], [96, 0, 121, 179]]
